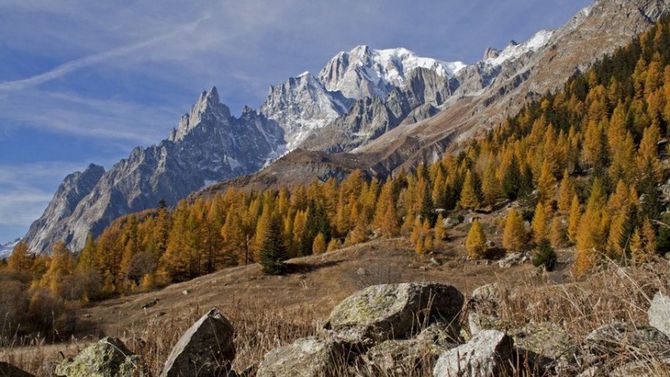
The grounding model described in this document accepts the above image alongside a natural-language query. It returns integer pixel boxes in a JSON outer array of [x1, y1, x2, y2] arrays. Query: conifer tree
[[258, 212, 288, 275], [312, 232, 327, 254], [459, 170, 480, 210], [77, 233, 97, 272], [434, 213, 446, 247], [567, 195, 582, 243], [557, 170, 575, 214], [549, 216, 566, 249], [465, 219, 487, 259], [532, 203, 549, 243], [7, 241, 32, 273], [537, 160, 557, 203], [502, 209, 526, 252]]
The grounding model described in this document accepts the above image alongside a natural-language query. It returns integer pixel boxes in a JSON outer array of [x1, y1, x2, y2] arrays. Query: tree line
[[4, 17, 670, 329]]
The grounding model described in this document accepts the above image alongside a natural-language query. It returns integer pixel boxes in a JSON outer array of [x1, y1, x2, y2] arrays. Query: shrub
[[532, 239, 557, 271]]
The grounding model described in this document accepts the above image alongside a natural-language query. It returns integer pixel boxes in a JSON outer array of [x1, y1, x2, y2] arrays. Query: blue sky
[[0, 0, 591, 242]]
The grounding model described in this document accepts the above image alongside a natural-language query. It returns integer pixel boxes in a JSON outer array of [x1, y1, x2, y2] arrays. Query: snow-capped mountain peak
[[318, 45, 465, 100]]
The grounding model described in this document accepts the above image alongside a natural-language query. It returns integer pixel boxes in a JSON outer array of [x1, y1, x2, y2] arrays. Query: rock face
[[324, 282, 464, 346], [256, 337, 343, 377], [25, 87, 284, 253], [161, 308, 236, 377], [648, 292, 670, 338], [55, 337, 144, 377], [260, 73, 351, 150], [433, 330, 514, 377], [0, 362, 35, 377]]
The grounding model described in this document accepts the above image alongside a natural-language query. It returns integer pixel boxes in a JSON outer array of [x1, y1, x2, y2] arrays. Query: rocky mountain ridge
[[25, 88, 284, 253]]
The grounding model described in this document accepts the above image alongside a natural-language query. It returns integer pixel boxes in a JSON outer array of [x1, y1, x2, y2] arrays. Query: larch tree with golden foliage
[[503, 209, 526, 252], [459, 170, 480, 210], [7, 241, 32, 273], [465, 219, 487, 259]]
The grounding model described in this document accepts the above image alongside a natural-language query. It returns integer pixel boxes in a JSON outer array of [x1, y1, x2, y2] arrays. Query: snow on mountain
[[318, 45, 465, 100], [484, 30, 554, 67], [0, 239, 19, 258], [260, 73, 351, 150]]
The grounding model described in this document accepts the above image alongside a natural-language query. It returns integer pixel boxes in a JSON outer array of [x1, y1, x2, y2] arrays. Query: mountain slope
[[355, 0, 670, 170], [25, 88, 284, 253]]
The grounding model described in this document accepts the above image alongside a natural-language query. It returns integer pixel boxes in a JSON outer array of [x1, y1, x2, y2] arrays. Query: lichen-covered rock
[[55, 337, 144, 377], [256, 336, 343, 377], [362, 323, 458, 374], [0, 362, 35, 377], [649, 292, 670, 338], [466, 283, 504, 338], [433, 330, 514, 377], [511, 322, 575, 360], [585, 322, 670, 357], [324, 282, 464, 346], [160, 308, 235, 377]]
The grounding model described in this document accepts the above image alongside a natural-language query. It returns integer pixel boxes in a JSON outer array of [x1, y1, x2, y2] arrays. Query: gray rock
[[649, 292, 670, 338], [362, 323, 458, 374], [511, 322, 575, 360], [498, 253, 527, 268], [324, 282, 464, 346], [433, 330, 514, 377], [0, 362, 34, 377], [466, 283, 503, 337], [585, 322, 670, 357], [160, 308, 235, 377], [256, 336, 343, 377], [55, 337, 145, 377]]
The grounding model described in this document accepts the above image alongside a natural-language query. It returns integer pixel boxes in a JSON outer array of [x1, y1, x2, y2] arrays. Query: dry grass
[[0, 239, 668, 376]]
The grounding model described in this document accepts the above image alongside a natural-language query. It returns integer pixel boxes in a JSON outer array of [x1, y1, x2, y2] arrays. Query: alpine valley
[[24, 0, 670, 254]]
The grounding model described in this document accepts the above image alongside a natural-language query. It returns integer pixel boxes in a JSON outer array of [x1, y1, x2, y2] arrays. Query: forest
[[3, 16, 670, 340]]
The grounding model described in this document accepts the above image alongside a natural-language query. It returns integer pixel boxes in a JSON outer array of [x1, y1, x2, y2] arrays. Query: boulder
[[585, 322, 670, 357], [511, 322, 574, 360], [256, 336, 342, 377], [433, 330, 514, 377], [55, 337, 145, 377], [324, 283, 464, 346], [362, 323, 458, 374], [648, 292, 670, 338], [160, 308, 235, 377], [498, 252, 527, 268], [0, 362, 35, 377], [466, 283, 504, 337]]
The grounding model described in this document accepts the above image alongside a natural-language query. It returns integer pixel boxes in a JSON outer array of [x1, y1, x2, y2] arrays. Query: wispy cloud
[[0, 14, 210, 93]]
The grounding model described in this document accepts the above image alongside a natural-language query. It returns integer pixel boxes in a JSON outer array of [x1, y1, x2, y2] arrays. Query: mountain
[[25, 87, 284, 253], [260, 46, 463, 152], [28, 0, 670, 253], [0, 239, 20, 258], [259, 72, 351, 150], [355, 0, 670, 170]]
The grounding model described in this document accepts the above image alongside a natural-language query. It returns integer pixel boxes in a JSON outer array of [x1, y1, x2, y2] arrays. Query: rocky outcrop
[[433, 330, 514, 377], [649, 292, 670, 338], [324, 282, 464, 346], [25, 87, 285, 253], [55, 337, 145, 377], [160, 308, 236, 377], [256, 337, 343, 377], [260, 73, 351, 150]]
